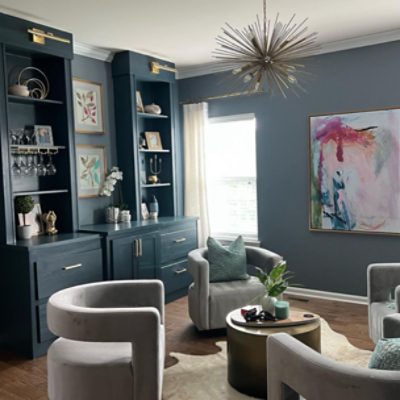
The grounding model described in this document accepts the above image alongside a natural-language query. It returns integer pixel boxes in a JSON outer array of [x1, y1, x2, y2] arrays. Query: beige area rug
[[163, 319, 372, 400]]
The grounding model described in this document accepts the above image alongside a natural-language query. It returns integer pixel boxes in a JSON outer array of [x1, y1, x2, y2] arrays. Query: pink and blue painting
[[310, 109, 400, 234]]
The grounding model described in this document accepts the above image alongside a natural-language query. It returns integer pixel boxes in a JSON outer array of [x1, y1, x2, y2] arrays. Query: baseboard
[[286, 287, 368, 305]]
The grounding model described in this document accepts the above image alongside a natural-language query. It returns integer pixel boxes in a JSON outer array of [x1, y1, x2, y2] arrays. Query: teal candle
[[275, 301, 289, 320]]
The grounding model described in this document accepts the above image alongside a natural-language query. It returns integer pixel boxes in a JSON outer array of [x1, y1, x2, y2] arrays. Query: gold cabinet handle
[[28, 28, 71, 45], [174, 238, 187, 244], [62, 263, 82, 271], [174, 268, 187, 275], [139, 239, 143, 256], [134, 240, 139, 257]]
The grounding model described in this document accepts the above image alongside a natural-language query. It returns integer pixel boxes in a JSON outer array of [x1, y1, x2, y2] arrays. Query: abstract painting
[[73, 78, 104, 134], [310, 108, 400, 235], [76, 145, 106, 198]]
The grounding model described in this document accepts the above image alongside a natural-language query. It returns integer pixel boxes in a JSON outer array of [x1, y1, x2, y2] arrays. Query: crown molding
[[177, 28, 400, 79], [73, 41, 114, 62]]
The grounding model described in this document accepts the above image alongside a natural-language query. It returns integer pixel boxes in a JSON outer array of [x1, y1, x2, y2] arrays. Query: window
[[205, 114, 258, 240]]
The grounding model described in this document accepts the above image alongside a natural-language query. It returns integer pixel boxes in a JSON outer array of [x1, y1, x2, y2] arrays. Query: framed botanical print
[[76, 145, 106, 198], [309, 107, 400, 235], [73, 78, 104, 134]]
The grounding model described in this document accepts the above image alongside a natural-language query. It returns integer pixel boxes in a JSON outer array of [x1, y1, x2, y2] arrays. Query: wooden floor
[[0, 295, 374, 399]]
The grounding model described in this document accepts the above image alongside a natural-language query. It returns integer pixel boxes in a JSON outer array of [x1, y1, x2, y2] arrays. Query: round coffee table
[[226, 307, 321, 398]]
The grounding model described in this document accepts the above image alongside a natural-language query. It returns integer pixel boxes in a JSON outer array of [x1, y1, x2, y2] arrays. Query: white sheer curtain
[[183, 102, 210, 247]]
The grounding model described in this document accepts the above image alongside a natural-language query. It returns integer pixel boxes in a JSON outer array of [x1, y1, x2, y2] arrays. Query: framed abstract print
[[73, 78, 104, 134], [76, 145, 106, 198], [309, 108, 400, 235]]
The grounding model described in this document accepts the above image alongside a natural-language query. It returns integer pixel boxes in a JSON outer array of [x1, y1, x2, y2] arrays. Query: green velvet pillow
[[369, 338, 400, 370], [207, 236, 249, 282]]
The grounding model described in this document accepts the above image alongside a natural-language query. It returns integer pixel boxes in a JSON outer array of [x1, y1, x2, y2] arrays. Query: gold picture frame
[[136, 90, 144, 113], [73, 78, 105, 134], [76, 145, 107, 198], [145, 131, 163, 150]]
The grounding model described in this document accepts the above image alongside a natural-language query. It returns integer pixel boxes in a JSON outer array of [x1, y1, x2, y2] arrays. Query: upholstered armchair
[[367, 263, 400, 343], [47, 280, 165, 400], [267, 333, 400, 400], [187, 246, 283, 330]]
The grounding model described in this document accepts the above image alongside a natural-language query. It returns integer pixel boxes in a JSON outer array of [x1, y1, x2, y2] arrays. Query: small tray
[[230, 307, 319, 328]]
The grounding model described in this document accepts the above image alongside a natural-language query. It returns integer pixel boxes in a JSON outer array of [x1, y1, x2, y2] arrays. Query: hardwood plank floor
[[0, 295, 374, 399]]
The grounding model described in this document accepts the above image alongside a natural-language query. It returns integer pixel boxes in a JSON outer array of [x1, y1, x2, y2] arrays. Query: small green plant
[[255, 261, 294, 297], [15, 196, 35, 225]]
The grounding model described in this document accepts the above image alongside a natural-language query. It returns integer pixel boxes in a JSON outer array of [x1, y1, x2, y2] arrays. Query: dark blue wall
[[178, 41, 400, 296], [72, 55, 117, 226]]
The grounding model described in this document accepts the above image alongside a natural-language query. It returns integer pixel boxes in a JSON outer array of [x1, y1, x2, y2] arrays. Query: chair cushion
[[48, 339, 134, 400], [369, 338, 400, 370], [207, 236, 249, 282], [208, 276, 265, 329], [370, 301, 396, 343]]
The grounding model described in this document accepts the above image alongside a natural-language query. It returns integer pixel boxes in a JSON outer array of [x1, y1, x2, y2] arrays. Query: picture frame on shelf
[[33, 125, 53, 146], [141, 202, 149, 220], [76, 145, 106, 198], [136, 90, 144, 113], [145, 131, 163, 150], [309, 107, 400, 235], [73, 78, 104, 134], [18, 203, 44, 236]]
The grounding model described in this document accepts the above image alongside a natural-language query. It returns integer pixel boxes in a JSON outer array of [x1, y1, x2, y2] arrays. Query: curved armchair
[[187, 246, 282, 330], [47, 280, 165, 400], [267, 333, 400, 400], [367, 263, 400, 343]]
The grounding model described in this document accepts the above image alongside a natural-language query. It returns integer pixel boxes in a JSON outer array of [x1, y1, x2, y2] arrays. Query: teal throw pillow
[[369, 338, 400, 370], [207, 236, 249, 282]]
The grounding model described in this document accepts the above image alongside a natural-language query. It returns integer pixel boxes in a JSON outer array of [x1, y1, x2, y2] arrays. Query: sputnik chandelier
[[213, 0, 319, 97]]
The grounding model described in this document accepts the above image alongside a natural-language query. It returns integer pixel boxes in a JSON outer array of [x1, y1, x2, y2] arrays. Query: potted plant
[[15, 195, 35, 239], [255, 261, 293, 314], [99, 166, 124, 223]]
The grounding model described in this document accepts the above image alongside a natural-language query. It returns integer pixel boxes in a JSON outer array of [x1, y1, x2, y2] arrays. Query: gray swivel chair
[[47, 280, 165, 400], [187, 246, 282, 330], [267, 333, 400, 400], [367, 263, 400, 343]]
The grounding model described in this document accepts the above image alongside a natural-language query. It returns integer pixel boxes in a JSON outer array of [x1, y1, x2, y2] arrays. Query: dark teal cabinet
[[111, 235, 135, 280], [135, 232, 157, 279]]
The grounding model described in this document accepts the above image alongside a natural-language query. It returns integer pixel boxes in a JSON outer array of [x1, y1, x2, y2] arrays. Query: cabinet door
[[111, 236, 135, 280], [135, 233, 156, 279]]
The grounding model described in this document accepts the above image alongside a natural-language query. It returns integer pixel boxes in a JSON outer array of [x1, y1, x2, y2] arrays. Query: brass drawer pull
[[174, 238, 187, 244], [174, 268, 187, 275], [28, 28, 71, 45], [62, 263, 82, 271]]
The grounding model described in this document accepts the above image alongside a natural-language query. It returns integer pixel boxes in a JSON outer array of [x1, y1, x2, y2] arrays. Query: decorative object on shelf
[[73, 78, 104, 134], [119, 209, 132, 223], [141, 202, 149, 220], [213, 0, 318, 97], [33, 125, 53, 146], [42, 210, 58, 235], [149, 195, 159, 219], [310, 108, 400, 235], [105, 206, 120, 224], [15, 195, 35, 240], [18, 203, 44, 236], [145, 131, 163, 150], [256, 261, 293, 314], [149, 61, 177, 75], [148, 154, 162, 184], [76, 145, 106, 198], [136, 91, 144, 112], [9, 66, 50, 99], [274, 300, 290, 320], [138, 134, 147, 149], [144, 103, 162, 115]]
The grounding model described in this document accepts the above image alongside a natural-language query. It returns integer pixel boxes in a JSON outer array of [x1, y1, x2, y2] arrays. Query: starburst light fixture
[[213, 0, 319, 97]]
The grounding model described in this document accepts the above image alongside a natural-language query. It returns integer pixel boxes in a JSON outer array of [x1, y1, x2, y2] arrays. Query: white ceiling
[[1, 0, 400, 73]]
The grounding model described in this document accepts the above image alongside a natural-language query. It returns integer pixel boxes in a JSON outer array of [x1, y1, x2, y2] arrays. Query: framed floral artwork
[[73, 78, 104, 134], [76, 145, 106, 198]]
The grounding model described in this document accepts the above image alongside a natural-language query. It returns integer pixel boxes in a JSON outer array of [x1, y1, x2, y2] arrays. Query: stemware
[[25, 155, 38, 176], [11, 156, 21, 176], [46, 155, 57, 176], [37, 154, 47, 176]]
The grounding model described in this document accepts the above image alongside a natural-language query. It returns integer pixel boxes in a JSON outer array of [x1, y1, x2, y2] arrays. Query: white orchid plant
[[100, 166, 123, 198]]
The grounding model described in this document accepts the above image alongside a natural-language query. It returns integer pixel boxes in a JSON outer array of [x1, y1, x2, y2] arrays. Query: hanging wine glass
[[37, 154, 47, 176], [12, 156, 21, 176], [46, 155, 57, 176], [26, 155, 38, 176]]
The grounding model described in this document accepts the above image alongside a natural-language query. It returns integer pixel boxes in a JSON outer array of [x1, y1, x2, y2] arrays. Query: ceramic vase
[[106, 207, 120, 224], [261, 294, 277, 314], [119, 210, 132, 223]]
